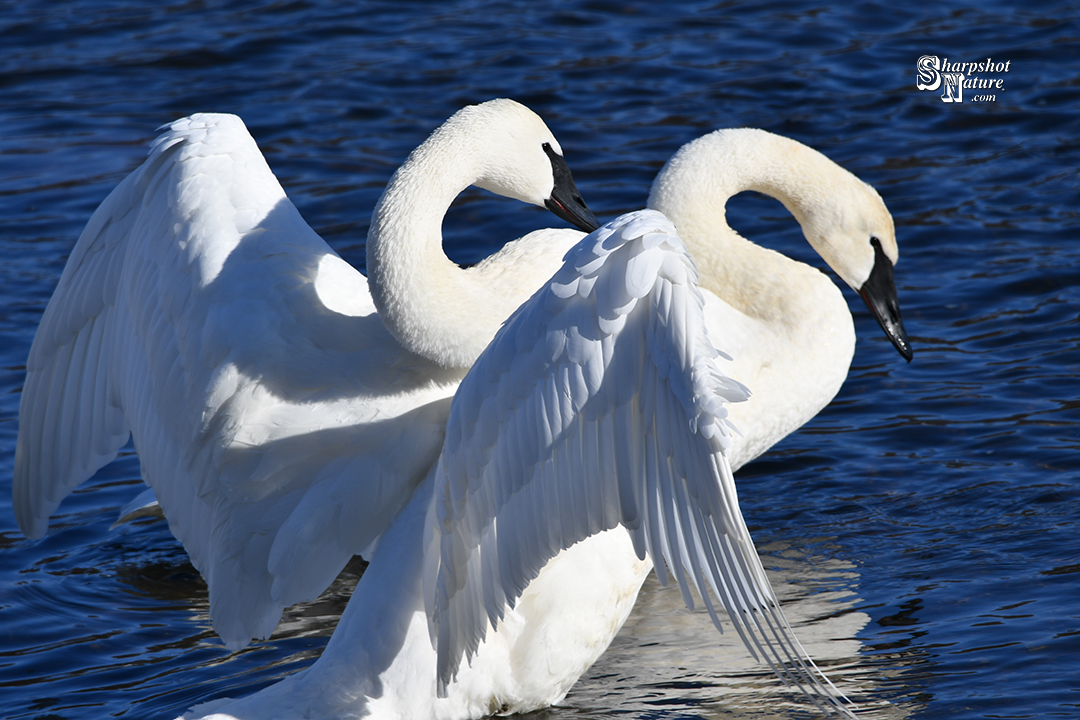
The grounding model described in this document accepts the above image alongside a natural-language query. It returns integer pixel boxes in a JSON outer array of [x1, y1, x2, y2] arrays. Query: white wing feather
[[14, 114, 455, 648], [429, 210, 851, 713]]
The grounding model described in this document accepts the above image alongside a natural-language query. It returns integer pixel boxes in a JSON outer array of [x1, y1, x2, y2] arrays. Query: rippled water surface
[[2, 2, 1079, 718]]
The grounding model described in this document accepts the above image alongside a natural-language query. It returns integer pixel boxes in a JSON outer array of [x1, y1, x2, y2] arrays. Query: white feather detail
[[427, 210, 854, 714], [14, 114, 452, 648]]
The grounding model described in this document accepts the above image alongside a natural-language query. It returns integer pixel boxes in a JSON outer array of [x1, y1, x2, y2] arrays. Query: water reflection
[[85, 514, 902, 719], [558, 544, 912, 719]]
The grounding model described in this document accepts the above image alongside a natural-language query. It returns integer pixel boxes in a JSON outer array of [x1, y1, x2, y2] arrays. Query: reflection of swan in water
[[570, 550, 914, 720], [14, 102, 911, 719], [173, 546, 904, 718]]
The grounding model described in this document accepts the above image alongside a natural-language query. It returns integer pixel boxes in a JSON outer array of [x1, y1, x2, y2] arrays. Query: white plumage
[[182, 210, 849, 720], [14, 104, 912, 719], [649, 127, 910, 470], [14, 101, 596, 649], [430, 211, 754, 690]]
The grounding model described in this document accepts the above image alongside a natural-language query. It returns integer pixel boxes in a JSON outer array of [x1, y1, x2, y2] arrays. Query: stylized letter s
[[917, 55, 941, 91]]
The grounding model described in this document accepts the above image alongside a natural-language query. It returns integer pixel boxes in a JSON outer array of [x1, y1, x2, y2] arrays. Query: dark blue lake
[[2, 1, 1078, 718]]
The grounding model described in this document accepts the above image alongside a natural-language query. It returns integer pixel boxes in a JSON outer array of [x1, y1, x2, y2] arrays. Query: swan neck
[[366, 130, 495, 369], [649, 129, 840, 329], [650, 129, 830, 244]]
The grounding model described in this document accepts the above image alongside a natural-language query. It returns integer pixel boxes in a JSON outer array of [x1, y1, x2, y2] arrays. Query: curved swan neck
[[652, 130, 800, 230], [648, 129, 841, 326], [366, 115, 508, 370]]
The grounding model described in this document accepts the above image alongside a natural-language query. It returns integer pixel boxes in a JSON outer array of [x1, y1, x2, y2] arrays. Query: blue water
[[2, 1, 1079, 718]]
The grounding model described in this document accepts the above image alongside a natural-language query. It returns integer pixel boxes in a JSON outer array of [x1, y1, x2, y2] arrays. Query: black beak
[[858, 237, 913, 362], [542, 143, 601, 233]]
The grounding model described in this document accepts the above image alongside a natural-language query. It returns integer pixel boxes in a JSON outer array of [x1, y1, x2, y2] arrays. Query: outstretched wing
[[14, 114, 452, 648], [429, 210, 851, 714]]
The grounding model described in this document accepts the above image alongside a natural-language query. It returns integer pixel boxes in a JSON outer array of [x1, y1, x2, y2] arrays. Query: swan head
[[446, 99, 600, 233], [791, 175, 913, 362]]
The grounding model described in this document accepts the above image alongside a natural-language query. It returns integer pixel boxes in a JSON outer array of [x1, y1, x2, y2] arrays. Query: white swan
[[13, 105, 910, 718], [13, 99, 599, 649], [182, 210, 850, 720]]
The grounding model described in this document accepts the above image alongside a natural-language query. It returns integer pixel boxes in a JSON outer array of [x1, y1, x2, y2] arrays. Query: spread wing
[[14, 114, 452, 648], [428, 210, 852, 714]]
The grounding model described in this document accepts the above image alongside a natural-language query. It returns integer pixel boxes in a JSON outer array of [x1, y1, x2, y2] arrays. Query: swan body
[[189, 474, 651, 720], [13, 100, 598, 649], [185, 211, 842, 720]]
